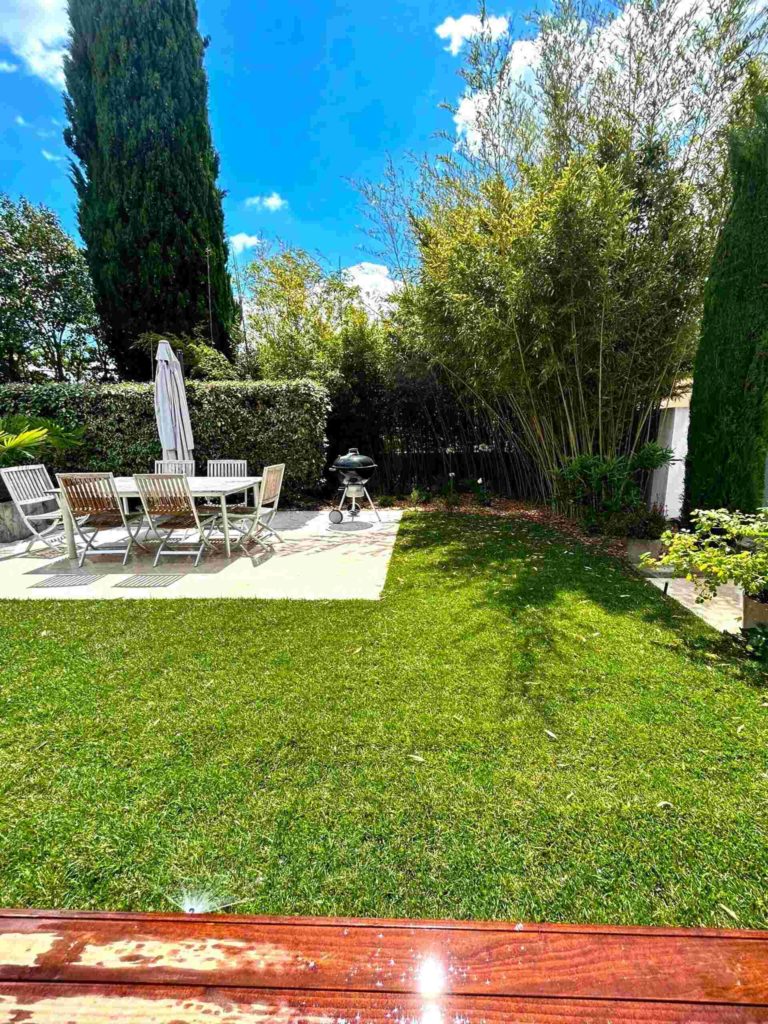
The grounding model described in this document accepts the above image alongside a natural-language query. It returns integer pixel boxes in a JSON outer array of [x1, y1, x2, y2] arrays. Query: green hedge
[[0, 380, 329, 499]]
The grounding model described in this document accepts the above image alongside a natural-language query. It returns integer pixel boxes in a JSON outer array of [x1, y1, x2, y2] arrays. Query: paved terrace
[[0, 510, 401, 601]]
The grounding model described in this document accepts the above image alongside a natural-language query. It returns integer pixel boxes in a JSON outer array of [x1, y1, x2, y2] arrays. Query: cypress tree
[[685, 90, 768, 513], [64, 0, 236, 379]]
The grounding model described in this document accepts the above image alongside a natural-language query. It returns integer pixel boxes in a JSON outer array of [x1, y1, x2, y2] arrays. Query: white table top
[[113, 475, 261, 498]]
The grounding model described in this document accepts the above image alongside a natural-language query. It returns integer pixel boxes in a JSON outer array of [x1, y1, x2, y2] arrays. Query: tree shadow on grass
[[395, 511, 767, 695]]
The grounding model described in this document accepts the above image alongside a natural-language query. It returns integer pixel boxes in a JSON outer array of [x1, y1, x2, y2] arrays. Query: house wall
[[650, 406, 689, 519]]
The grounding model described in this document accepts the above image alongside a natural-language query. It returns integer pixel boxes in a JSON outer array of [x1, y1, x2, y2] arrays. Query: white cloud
[[41, 148, 64, 162], [0, 60, 19, 73], [454, 91, 489, 152], [15, 114, 27, 126], [0, 0, 69, 87], [245, 192, 288, 212], [435, 13, 508, 56], [343, 262, 402, 317], [229, 232, 261, 255], [454, 36, 540, 152], [506, 36, 540, 77]]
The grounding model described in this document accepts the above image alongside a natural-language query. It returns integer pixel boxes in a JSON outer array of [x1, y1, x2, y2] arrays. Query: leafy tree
[[363, 0, 765, 498], [685, 87, 768, 512], [136, 329, 240, 381], [0, 195, 99, 382], [64, 0, 236, 379], [410, 147, 705, 492], [244, 249, 355, 384]]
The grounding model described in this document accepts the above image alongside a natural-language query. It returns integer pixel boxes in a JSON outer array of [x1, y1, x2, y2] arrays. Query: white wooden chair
[[134, 473, 220, 567], [207, 459, 247, 477], [57, 473, 147, 567], [0, 464, 67, 553], [208, 459, 248, 503], [154, 459, 195, 476], [229, 464, 285, 549]]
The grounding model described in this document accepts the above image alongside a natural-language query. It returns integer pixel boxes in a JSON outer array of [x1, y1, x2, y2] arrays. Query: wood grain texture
[[0, 911, 767, 1023], [2, 984, 768, 1024], [0, 913, 767, 1005]]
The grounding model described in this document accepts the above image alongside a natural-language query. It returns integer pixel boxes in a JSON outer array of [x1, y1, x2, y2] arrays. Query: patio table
[[55, 476, 261, 561]]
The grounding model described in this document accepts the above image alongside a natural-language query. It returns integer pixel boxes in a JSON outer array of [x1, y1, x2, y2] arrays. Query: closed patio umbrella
[[154, 340, 194, 462]]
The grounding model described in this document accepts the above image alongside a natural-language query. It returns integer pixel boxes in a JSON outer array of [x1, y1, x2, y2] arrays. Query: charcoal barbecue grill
[[329, 448, 381, 524]]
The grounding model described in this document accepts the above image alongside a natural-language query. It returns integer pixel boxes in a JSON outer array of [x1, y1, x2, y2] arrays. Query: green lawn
[[0, 511, 766, 927]]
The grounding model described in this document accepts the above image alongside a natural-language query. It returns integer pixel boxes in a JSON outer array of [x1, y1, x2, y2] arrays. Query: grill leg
[[364, 488, 381, 521]]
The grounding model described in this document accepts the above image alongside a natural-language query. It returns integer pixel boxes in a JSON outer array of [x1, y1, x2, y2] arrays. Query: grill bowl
[[332, 448, 377, 487]]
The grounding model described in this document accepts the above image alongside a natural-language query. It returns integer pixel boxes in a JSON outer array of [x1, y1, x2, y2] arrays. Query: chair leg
[[25, 520, 65, 554], [259, 512, 283, 543], [153, 532, 171, 568], [126, 518, 150, 553], [77, 527, 101, 568], [122, 531, 135, 566]]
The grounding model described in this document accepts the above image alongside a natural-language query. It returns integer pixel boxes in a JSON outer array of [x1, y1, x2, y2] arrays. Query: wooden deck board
[[1, 910, 767, 1023]]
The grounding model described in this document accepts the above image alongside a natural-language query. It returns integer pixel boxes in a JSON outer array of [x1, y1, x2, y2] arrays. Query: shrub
[[0, 414, 83, 470], [557, 443, 673, 537], [739, 624, 768, 662], [409, 486, 430, 505], [686, 89, 768, 513], [644, 508, 768, 601], [0, 380, 329, 499]]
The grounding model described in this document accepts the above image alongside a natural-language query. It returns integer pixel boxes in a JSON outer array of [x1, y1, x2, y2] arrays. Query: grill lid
[[332, 448, 377, 472]]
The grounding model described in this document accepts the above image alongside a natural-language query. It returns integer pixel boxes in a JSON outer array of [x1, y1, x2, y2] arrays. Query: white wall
[[650, 406, 689, 519]]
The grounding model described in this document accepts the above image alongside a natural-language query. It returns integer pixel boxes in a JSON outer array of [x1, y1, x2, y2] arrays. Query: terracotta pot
[[742, 594, 768, 630]]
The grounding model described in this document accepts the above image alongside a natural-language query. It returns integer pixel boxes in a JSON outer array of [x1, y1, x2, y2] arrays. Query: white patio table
[[54, 476, 261, 561]]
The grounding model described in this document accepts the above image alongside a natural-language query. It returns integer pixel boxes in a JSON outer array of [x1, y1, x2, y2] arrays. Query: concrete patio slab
[[648, 577, 743, 634], [0, 510, 402, 601]]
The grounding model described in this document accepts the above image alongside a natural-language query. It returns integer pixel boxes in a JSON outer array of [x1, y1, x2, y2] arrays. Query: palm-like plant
[[0, 415, 83, 469]]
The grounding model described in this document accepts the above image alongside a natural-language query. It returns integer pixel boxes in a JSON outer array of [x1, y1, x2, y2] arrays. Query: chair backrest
[[207, 459, 247, 478], [57, 473, 121, 517], [0, 464, 55, 509], [135, 473, 196, 520], [154, 459, 195, 477], [260, 464, 285, 509]]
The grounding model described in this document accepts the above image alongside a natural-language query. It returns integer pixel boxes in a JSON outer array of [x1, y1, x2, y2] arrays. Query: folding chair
[[57, 473, 147, 567], [134, 473, 220, 567], [1, 464, 66, 553], [228, 464, 285, 549], [207, 459, 248, 504], [154, 459, 195, 476]]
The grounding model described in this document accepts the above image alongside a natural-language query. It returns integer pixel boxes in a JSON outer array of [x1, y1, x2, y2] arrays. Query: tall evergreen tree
[[64, 0, 236, 379], [685, 88, 768, 513]]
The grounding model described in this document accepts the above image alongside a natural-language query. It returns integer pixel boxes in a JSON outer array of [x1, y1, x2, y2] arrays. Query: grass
[[0, 511, 766, 927]]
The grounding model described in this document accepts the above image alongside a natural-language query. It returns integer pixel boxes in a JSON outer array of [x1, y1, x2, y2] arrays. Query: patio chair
[[207, 459, 247, 477], [228, 463, 285, 549], [0, 464, 67, 553], [154, 459, 195, 476], [208, 459, 248, 504], [57, 473, 147, 568], [134, 473, 221, 567]]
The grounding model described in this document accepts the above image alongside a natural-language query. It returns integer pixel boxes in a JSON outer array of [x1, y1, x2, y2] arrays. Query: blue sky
[[0, 0, 521, 296]]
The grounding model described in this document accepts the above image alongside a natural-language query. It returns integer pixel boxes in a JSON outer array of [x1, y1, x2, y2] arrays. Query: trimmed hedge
[[0, 380, 329, 499]]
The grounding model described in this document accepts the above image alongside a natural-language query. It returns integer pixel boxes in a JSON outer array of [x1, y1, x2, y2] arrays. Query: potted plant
[[0, 415, 83, 541], [642, 508, 768, 628]]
